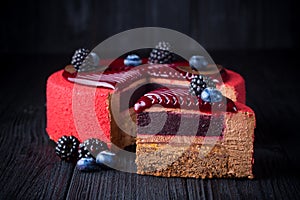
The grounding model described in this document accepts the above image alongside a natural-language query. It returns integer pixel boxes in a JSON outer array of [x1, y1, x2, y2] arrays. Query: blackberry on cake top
[[148, 41, 174, 64], [71, 48, 90, 71], [189, 75, 216, 97]]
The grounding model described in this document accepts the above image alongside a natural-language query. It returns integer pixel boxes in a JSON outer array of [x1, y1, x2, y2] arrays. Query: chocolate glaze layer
[[134, 88, 237, 114]]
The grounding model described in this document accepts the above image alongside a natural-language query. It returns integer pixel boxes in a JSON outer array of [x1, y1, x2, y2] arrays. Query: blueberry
[[124, 54, 142, 66], [189, 55, 208, 71], [76, 157, 101, 172], [201, 88, 223, 103], [96, 151, 118, 169]]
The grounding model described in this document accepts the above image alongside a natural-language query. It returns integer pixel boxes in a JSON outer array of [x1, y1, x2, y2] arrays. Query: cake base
[[135, 102, 255, 178]]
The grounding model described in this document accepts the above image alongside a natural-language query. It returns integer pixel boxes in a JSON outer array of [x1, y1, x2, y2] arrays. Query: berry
[[124, 54, 142, 66], [55, 135, 80, 161], [78, 138, 108, 159], [189, 75, 216, 97], [76, 157, 101, 172], [189, 55, 208, 71], [201, 88, 223, 103], [71, 48, 90, 71], [96, 150, 118, 169], [148, 41, 174, 64]]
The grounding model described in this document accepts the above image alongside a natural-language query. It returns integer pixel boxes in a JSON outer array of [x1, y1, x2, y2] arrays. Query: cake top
[[63, 61, 227, 90], [62, 46, 237, 114]]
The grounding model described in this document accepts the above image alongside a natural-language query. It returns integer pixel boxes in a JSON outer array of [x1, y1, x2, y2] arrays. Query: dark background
[[0, 0, 299, 54], [0, 0, 300, 199]]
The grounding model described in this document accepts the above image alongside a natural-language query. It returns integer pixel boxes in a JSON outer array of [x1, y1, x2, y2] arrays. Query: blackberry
[[189, 75, 216, 97], [148, 41, 174, 64], [55, 135, 80, 161], [78, 138, 108, 159], [71, 48, 90, 71]]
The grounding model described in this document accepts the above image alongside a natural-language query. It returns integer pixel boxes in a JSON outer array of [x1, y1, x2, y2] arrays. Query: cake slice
[[134, 88, 255, 178]]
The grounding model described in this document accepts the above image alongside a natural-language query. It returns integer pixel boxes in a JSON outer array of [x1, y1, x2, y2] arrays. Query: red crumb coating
[[224, 69, 246, 104], [46, 70, 113, 143]]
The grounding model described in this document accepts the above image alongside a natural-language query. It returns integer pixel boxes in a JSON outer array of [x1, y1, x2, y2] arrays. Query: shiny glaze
[[62, 60, 228, 90], [134, 88, 237, 114]]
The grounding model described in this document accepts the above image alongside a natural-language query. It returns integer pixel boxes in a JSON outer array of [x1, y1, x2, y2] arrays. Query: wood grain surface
[[0, 51, 299, 199]]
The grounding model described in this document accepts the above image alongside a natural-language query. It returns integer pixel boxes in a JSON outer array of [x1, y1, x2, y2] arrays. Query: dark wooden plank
[[0, 106, 75, 199], [0, 54, 76, 199], [67, 169, 189, 199]]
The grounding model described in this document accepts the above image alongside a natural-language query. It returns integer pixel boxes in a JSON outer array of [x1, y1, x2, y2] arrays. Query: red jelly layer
[[134, 88, 237, 114]]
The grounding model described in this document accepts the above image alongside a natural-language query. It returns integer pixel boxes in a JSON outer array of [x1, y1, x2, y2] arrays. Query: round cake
[[46, 47, 255, 178]]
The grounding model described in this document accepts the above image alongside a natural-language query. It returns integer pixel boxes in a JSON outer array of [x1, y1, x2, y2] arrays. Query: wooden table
[[0, 51, 299, 199]]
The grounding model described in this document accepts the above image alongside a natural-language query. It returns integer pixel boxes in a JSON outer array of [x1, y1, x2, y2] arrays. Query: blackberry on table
[[148, 41, 174, 64], [55, 135, 80, 161], [78, 143, 91, 159], [189, 75, 216, 97], [71, 48, 90, 70], [78, 138, 108, 159]]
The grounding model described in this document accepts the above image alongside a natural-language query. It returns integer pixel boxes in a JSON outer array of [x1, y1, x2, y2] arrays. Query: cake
[[46, 47, 255, 178], [134, 88, 255, 178]]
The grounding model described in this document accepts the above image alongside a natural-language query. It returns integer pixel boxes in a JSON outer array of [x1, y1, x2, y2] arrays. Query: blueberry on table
[[96, 151, 118, 169], [76, 157, 101, 172], [78, 138, 108, 159]]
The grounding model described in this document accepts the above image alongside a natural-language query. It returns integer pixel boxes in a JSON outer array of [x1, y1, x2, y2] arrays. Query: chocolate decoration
[[64, 65, 77, 74], [176, 64, 223, 76]]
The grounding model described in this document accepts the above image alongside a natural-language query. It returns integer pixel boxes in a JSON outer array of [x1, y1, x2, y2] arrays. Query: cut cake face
[[134, 88, 255, 178]]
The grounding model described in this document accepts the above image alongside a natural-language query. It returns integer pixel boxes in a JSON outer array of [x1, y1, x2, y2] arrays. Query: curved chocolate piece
[[176, 64, 223, 76], [62, 64, 142, 90], [134, 88, 237, 114]]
